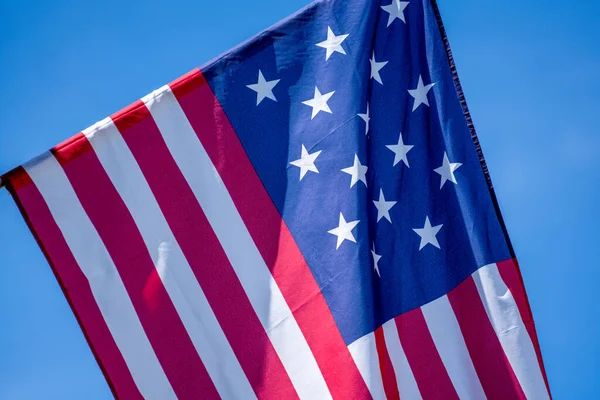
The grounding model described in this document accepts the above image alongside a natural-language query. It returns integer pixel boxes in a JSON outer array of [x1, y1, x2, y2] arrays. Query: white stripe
[[24, 153, 176, 400], [348, 333, 387, 400], [381, 319, 422, 400], [143, 86, 331, 400], [473, 264, 550, 400], [421, 295, 487, 400], [84, 120, 256, 400]]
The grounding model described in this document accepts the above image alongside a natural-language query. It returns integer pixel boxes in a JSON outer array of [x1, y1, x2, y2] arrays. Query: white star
[[290, 144, 322, 180], [408, 75, 436, 111], [341, 154, 368, 188], [302, 87, 335, 119], [381, 0, 410, 27], [386, 133, 414, 167], [370, 53, 388, 85], [328, 213, 360, 250], [357, 103, 370, 135], [316, 26, 349, 61], [373, 189, 397, 223], [371, 243, 382, 277], [246, 70, 280, 105], [413, 216, 443, 250], [434, 152, 462, 189]]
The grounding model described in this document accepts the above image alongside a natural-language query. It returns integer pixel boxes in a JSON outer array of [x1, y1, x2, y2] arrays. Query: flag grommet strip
[[428, 0, 515, 258]]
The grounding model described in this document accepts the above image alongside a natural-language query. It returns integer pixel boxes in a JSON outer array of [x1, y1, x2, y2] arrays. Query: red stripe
[[6, 168, 142, 400], [395, 307, 458, 400], [447, 276, 526, 400], [51, 137, 219, 400], [111, 102, 298, 400], [374, 327, 400, 400], [170, 69, 372, 400], [497, 259, 552, 397]]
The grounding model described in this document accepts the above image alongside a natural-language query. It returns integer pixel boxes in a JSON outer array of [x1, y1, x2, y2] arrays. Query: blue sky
[[0, 0, 598, 398]]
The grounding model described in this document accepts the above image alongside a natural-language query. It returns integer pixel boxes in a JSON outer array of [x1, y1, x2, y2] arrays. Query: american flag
[[2, 0, 550, 398]]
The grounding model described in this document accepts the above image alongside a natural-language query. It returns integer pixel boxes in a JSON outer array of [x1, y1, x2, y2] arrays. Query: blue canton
[[202, 0, 511, 345]]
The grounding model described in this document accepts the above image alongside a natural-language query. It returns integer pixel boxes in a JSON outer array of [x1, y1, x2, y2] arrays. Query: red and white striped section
[[348, 260, 551, 400], [5, 69, 371, 399]]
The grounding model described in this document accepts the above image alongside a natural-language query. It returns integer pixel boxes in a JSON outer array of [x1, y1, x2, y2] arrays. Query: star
[[246, 70, 280, 105], [413, 216, 443, 250], [408, 75, 436, 111], [373, 189, 397, 223], [302, 87, 335, 119], [434, 152, 462, 189], [341, 154, 368, 188], [357, 103, 370, 135], [386, 133, 414, 167], [290, 144, 322, 180], [328, 213, 360, 250], [381, 0, 410, 27], [370, 53, 388, 85], [371, 243, 382, 277], [316, 27, 349, 61]]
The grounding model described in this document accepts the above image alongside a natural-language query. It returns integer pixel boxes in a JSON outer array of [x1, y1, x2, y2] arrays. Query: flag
[[1, 0, 550, 398]]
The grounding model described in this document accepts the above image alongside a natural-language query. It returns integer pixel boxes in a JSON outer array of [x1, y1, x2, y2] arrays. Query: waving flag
[[1, 0, 550, 398]]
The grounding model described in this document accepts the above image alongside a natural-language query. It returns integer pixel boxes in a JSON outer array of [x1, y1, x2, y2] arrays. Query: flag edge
[[3, 173, 122, 400], [429, 1, 552, 396]]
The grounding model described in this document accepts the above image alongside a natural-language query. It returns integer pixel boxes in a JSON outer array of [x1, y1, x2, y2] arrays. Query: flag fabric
[[2, 0, 551, 398]]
